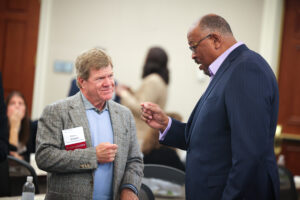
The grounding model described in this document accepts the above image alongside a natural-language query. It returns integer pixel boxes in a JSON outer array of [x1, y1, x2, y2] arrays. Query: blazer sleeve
[[221, 61, 278, 199], [35, 104, 98, 173], [120, 110, 144, 191]]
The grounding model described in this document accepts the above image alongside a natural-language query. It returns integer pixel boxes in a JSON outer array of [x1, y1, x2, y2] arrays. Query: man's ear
[[210, 33, 222, 49], [77, 77, 84, 89]]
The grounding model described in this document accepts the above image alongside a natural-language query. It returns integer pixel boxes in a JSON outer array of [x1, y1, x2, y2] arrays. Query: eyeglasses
[[189, 34, 211, 52]]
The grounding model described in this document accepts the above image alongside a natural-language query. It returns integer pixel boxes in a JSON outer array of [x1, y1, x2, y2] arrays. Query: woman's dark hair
[[142, 47, 169, 84], [6, 91, 30, 146]]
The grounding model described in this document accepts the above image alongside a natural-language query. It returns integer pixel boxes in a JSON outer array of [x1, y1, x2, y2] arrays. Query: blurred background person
[[142, 112, 185, 171], [6, 91, 37, 162], [116, 46, 169, 145]]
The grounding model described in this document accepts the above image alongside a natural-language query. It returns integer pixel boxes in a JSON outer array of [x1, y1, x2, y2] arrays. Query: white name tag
[[62, 127, 86, 150]]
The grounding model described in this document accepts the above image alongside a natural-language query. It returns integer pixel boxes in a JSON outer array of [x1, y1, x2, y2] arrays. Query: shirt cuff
[[120, 184, 138, 196], [159, 117, 172, 141]]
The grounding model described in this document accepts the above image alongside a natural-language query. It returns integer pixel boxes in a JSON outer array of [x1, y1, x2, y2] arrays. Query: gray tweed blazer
[[35, 93, 143, 200]]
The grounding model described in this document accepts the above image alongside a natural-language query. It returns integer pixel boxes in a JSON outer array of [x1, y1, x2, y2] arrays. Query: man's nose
[[103, 77, 112, 85], [191, 51, 197, 60]]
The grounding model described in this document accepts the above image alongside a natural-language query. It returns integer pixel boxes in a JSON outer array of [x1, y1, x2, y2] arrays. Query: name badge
[[62, 127, 87, 151]]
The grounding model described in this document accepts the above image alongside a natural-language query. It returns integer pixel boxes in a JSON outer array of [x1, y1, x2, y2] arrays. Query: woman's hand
[[9, 151, 24, 160], [8, 109, 23, 147], [9, 109, 23, 129]]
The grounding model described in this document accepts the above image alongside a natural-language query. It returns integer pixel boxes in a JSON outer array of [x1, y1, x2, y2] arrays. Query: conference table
[[0, 194, 45, 200]]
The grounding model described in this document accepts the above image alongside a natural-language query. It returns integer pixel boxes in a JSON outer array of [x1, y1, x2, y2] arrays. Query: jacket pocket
[[208, 174, 227, 187]]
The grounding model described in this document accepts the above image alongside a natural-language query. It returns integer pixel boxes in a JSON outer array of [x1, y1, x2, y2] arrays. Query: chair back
[[143, 164, 185, 198], [278, 165, 298, 200], [7, 155, 40, 195], [144, 164, 185, 185], [139, 183, 155, 200]]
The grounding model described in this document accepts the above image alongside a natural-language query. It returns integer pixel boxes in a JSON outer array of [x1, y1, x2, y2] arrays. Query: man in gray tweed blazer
[[36, 48, 143, 200]]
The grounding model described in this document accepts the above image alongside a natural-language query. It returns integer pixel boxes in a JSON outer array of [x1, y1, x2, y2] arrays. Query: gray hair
[[200, 14, 233, 35], [75, 48, 113, 88]]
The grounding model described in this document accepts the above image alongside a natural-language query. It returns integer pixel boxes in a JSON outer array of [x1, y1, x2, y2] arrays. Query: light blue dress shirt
[[81, 93, 113, 200]]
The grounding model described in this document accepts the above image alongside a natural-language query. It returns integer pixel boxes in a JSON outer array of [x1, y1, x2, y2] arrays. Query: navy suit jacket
[[161, 45, 279, 200]]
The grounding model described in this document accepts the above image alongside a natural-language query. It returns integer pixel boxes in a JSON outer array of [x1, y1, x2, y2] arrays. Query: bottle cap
[[27, 176, 33, 182]]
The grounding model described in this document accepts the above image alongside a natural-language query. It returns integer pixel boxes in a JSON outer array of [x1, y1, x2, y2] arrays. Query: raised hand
[[8, 109, 23, 131], [140, 102, 169, 132]]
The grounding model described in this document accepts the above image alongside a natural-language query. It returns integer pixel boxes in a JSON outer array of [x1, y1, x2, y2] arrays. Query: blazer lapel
[[107, 101, 123, 196], [68, 93, 93, 147]]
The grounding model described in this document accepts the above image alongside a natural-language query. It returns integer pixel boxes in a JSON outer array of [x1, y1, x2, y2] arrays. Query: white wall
[[32, 0, 283, 121]]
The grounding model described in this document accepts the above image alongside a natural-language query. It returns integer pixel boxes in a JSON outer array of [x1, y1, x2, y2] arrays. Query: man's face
[[80, 65, 115, 108], [188, 27, 214, 76]]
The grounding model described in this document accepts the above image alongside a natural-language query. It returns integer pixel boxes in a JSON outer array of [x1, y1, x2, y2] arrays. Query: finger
[[141, 102, 162, 113], [141, 112, 153, 120], [141, 114, 149, 122], [108, 144, 118, 150]]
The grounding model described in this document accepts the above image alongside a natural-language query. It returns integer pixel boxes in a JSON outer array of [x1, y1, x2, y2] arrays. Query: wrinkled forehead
[[187, 25, 202, 44]]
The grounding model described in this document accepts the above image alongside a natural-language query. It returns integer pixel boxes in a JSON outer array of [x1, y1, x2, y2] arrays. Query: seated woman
[[6, 91, 37, 162], [142, 112, 185, 171]]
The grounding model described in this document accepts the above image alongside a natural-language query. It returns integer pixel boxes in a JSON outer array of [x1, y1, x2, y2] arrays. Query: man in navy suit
[[141, 14, 279, 200]]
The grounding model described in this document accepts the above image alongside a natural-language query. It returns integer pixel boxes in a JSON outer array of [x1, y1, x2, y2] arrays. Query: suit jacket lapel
[[201, 44, 248, 103], [185, 97, 202, 144], [107, 100, 123, 196], [68, 93, 93, 147], [186, 44, 248, 144]]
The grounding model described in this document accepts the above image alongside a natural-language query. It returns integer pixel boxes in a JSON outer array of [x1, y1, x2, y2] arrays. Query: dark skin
[[187, 14, 236, 75], [141, 14, 237, 131]]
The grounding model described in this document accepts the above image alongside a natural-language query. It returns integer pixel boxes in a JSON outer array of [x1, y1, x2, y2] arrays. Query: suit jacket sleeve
[[35, 104, 98, 173], [221, 61, 278, 199], [160, 119, 188, 150]]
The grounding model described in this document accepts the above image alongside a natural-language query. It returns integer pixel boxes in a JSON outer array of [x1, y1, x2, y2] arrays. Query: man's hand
[[120, 188, 138, 200], [140, 102, 169, 132], [95, 142, 118, 163]]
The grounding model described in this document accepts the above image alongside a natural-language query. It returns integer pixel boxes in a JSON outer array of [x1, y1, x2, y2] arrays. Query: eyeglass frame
[[189, 34, 211, 52]]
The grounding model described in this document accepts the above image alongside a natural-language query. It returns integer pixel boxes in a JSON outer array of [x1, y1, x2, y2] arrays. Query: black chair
[[0, 158, 10, 197], [139, 183, 155, 200], [143, 164, 185, 198], [278, 165, 298, 200], [143, 164, 185, 185], [7, 155, 40, 195]]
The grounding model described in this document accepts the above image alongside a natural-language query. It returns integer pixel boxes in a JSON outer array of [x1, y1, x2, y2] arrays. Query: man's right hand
[[96, 142, 118, 163], [140, 102, 169, 132]]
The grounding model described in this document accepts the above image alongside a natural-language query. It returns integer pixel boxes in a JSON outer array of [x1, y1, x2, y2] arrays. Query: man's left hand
[[120, 188, 138, 200]]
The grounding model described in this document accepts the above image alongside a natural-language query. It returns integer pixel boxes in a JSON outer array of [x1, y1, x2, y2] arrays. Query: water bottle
[[21, 176, 35, 200]]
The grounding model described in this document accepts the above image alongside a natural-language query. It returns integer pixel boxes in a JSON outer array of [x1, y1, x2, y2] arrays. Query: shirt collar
[[209, 42, 244, 77], [80, 92, 108, 113]]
